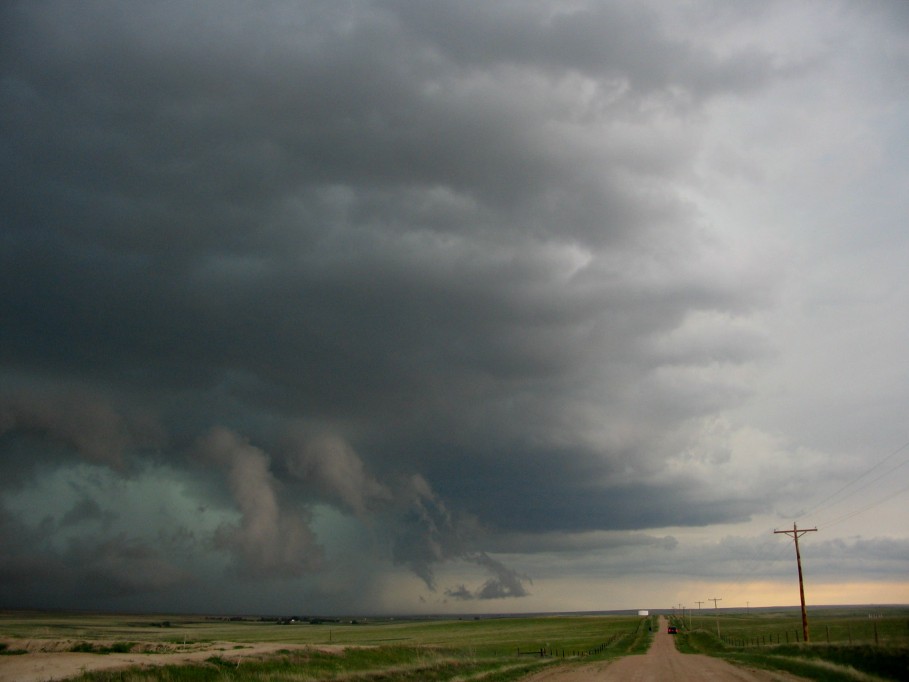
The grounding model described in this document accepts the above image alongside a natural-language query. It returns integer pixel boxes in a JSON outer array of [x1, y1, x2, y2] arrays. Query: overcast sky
[[2, 0, 908, 616]]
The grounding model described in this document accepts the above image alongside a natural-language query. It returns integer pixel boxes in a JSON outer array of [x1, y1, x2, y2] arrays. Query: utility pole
[[774, 523, 817, 643], [694, 601, 704, 630], [709, 597, 722, 637]]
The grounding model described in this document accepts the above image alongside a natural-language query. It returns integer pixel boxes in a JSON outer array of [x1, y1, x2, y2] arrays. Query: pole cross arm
[[774, 526, 818, 538]]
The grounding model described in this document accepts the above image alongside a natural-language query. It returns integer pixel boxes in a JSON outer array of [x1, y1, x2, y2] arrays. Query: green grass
[[682, 606, 909, 647], [64, 648, 552, 682], [0, 611, 652, 681], [672, 607, 909, 681]]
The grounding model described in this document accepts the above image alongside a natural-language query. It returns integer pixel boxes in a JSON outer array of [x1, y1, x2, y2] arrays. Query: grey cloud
[[579, 533, 909, 585], [0, 389, 164, 473], [59, 497, 116, 528], [284, 431, 392, 518], [472, 552, 532, 600], [490, 531, 679, 555], [2, 0, 904, 613], [199, 427, 322, 578], [803, 537, 909, 579], [444, 584, 474, 601], [1, 0, 777, 539], [391, 475, 471, 590], [389, 0, 780, 101], [387, 476, 532, 597], [0, 506, 193, 605], [73, 533, 194, 599]]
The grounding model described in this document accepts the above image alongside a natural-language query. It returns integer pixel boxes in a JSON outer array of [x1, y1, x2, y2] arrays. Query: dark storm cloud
[[0, 388, 165, 479], [0, 505, 193, 607], [59, 497, 115, 528], [0, 0, 821, 611], [443, 552, 531, 601], [389, 0, 779, 99], [199, 428, 323, 578]]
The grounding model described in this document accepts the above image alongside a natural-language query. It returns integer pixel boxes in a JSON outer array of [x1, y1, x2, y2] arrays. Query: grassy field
[[9, 607, 907, 680], [0, 611, 655, 681], [671, 606, 909, 681]]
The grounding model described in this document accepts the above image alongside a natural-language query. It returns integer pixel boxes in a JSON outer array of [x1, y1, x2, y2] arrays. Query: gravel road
[[521, 616, 806, 681]]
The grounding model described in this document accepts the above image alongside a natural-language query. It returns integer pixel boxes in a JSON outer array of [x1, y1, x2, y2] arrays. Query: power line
[[805, 438, 909, 520], [819, 480, 909, 530], [814, 458, 909, 527]]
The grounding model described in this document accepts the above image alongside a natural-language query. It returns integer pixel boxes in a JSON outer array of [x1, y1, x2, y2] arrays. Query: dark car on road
[[667, 625, 678, 634]]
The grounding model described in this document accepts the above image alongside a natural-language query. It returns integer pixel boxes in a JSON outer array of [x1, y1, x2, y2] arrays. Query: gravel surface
[[521, 616, 807, 681]]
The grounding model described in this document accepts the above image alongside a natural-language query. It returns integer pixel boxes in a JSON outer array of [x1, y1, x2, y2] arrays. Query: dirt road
[[522, 616, 804, 681]]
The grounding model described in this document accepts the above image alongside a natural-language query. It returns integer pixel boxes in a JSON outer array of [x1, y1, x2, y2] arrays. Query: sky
[[2, 0, 908, 616]]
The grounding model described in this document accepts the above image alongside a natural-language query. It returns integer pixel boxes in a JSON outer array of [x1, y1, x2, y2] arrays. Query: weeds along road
[[522, 616, 806, 682]]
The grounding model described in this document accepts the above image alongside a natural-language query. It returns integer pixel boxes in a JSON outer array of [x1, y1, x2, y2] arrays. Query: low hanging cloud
[[0, 389, 164, 472], [198, 427, 322, 578], [202, 428, 531, 595], [445, 552, 532, 601], [73, 533, 194, 598], [283, 431, 392, 518], [391, 474, 470, 590], [389, 474, 530, 598], [0, 505, 192, 603]]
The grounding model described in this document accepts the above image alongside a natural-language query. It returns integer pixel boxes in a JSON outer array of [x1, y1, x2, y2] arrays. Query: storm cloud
[[2, 0, 908, 614]]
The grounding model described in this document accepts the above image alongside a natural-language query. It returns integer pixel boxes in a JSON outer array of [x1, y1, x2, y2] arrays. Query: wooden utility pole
[[709, 597, 722, 637], [774, 523, 817, 642], [694, 600, 704, 629]]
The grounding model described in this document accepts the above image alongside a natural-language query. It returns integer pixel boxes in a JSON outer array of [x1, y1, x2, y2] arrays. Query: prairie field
[[0, 610, 653, 681], [672, 605, 909, 681], [4, 607, 909, 680]]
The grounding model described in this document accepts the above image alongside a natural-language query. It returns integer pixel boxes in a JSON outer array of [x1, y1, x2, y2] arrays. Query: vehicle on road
[[667, 625, 678, 634]]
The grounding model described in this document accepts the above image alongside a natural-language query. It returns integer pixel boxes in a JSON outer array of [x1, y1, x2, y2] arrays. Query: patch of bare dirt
[[0, 639, 346, 682]]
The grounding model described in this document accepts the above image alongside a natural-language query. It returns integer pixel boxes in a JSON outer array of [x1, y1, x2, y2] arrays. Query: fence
[[515, 616, 652, 659], [516, 636, 613, 658], [717, 618, 907, 648]]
